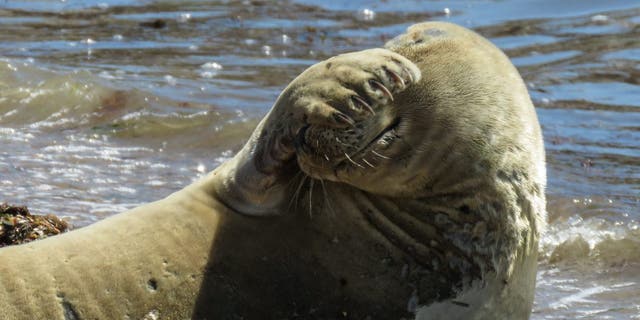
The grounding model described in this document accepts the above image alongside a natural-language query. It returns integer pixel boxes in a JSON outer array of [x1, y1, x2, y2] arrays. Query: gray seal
[[0, 22, 545, 320]]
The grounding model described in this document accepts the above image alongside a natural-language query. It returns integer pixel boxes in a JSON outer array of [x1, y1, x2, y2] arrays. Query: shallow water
[[0, 0, 638, 318]]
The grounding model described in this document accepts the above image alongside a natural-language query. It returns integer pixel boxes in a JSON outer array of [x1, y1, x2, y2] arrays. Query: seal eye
[[372, 118, 401, 149]]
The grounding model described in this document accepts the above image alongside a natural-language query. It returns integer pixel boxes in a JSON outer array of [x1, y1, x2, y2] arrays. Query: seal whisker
[[286, 170, 304, 189], [319, 178, 336, 218], [344, 152, 365, 169], [289, 173, 309, 212], [371, 149, 392, 160], [362, 157, 376, 168], [308, 179, 315, 218], [335, 137, 349, 146]]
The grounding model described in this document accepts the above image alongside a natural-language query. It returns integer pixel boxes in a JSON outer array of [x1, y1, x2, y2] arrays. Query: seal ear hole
[[147, 278, 158, 292], [459, 205, 471, 215], [339, 277, 348, 287]]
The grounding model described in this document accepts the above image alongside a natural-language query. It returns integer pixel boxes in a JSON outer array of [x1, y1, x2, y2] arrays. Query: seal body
[[0, 22, 545, 319]]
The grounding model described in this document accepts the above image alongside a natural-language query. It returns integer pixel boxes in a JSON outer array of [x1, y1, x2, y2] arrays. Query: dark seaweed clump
[[0, 203, 70, 247]]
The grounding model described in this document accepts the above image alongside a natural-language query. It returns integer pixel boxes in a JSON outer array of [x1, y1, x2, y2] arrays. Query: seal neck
[[346, 183, 540, 291]]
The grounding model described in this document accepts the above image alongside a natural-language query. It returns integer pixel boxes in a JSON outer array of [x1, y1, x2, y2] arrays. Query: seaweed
[[0, 203, 70, 248]]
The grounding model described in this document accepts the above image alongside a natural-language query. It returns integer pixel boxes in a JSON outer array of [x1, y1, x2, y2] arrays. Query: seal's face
[[298, 102, 450, 200], [288, 49, 423, 197], [296, 105, 399, 175]]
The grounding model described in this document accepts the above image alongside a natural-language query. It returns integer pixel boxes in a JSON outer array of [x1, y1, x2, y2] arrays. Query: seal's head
[[295, 22, 545, 203], [283, 47, 425, 198]]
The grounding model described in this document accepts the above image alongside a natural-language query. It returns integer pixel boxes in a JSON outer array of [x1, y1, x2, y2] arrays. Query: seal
[[0, 22, 545, 320]]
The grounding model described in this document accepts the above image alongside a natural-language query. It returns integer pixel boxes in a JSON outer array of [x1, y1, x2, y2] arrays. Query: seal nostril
[[294, 125, 310, 150]]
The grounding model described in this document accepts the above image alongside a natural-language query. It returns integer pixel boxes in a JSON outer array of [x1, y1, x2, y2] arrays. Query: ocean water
[[0, 1, 638, 318]]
